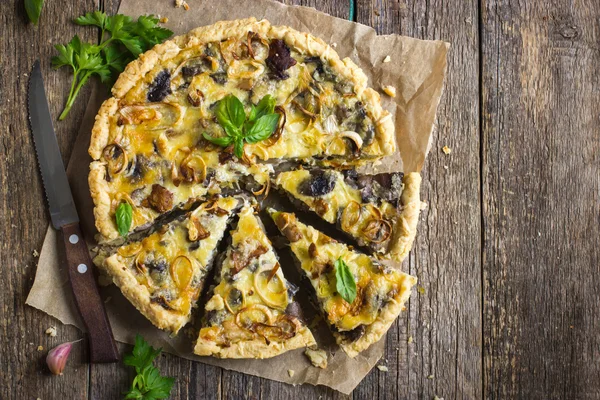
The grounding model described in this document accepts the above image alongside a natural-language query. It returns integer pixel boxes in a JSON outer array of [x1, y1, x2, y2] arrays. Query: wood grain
[[356, 1, 483, 399], [4, 0, 600, 398], [481, 1, 600, 398]]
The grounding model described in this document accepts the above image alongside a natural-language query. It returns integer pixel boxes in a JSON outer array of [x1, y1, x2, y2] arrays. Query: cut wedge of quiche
[[275, 169, 422, 262], [269, 209, 417, 358], [89, 18, 396, 241], [194, 204, 316, 358], [99, 196, 239, 334]]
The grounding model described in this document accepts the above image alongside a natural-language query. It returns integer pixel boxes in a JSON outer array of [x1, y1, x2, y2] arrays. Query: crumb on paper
[[305, 346, 328, 369], [442, 145, 452, 154], [175, 0, 189, 10], [288, 369, 295, 377], [32, 249, 39, 258], [45, 327, 57, 337], [377, 365, 389, 372], [383, 55, 391, 63], [37, 345, 44, 351], [407, 336, 413, 344], [420, 202, 428, 210], [427, 374, 434, 379], [160, 16, 169, 23], [331, 42, 337, 48], [382, 85, 397, 98], [417, 286, 426, 295]]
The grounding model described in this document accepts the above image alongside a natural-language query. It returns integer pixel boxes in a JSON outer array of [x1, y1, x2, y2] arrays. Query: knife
[[28, 60, 119, 363]]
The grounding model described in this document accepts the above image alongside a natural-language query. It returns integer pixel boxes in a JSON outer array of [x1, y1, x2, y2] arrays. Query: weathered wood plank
[[0, 1, 98, 399], [355, 0, 483, 399], [481, 0, 600, 398]]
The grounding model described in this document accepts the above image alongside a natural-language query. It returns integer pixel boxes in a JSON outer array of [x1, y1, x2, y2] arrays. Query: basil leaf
[[245, 113, 280, 143], [234, 139, 245, 159], [220, 120, 242, 139], [203, 132, 233, 147], [24, 0, 44, 25], [216, 95, 245, 128], [248, 95, 275, 122], [335, 257, 357, 304], [115, 202, 133, 237]]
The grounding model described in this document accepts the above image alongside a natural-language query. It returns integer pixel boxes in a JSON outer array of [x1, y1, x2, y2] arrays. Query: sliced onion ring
[[341, 201, 362, 232], [170, 255, 194, 291], [361, 219, 392, 243], [224, 287, 246, 315], [253, 315, 299, 341], [117, 242, 142, 258], [102, 143, 128, 174], [339, 131, 364, 151], [235, 304, 273, 330], [253, 268, 288, 310]]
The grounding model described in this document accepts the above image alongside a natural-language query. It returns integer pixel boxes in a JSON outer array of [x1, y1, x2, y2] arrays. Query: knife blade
[[28, 60, 119, 363]]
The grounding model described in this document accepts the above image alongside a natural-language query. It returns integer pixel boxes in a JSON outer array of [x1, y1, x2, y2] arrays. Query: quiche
[[275, 168, 423, 261], [98, 196, 239, 334], [194, 204, 316, 358], [269, 209, 417, 357], [89, 17, 396, 241]]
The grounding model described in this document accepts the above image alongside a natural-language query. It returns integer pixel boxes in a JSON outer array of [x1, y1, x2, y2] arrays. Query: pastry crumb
[[442, 145, 452, 154], [427, 374, 434, 379], [382, 85, 396, 98], [37, 345, 44, 351], [417, 286, 426, 295], [420, 202, 428, 210], [434, 396, 444, 400], [407, 336, 413, 344], [288, 369, 295, 377], [175, 0, 189, 10], [305, 346, 328, 369], [443, 165, 449, 170], [45, 327, 57, 337], [159, 16, 169, 23], [32, 249, 39, 258], [383, 55, 391, 63], [377, 365, 389, 372], [331, 42, 337, 48]]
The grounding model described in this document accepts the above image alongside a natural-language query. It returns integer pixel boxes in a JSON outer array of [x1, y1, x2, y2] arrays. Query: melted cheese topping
[[198, 206, 299, 347], [113, 197, 237, 319], [270, 210, 412, 332], [275, 169, 398, 250], [97, 34, 383, 236]]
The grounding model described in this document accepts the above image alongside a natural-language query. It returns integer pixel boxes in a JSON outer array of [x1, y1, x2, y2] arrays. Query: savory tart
[[275, 169, 422, 262], [89, 17, 396, 241], [194, 204, 315, 358], [98, 196, 239, 334], [269, 209, 417, 357]]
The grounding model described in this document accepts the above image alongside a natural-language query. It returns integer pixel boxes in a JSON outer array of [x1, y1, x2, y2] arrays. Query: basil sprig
[[203, 95, 280, 158], [115, 202, 133, 237], [335, 257, 357, 304]]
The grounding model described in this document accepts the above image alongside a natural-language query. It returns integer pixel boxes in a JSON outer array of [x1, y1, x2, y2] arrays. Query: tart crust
[[89, 18, 396, 240]]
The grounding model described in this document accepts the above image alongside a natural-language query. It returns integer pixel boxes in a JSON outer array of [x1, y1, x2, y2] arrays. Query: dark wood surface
[[1, 0, 598, 399]]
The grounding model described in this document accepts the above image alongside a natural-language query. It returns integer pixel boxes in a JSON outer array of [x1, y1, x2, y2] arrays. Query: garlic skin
[[46, 341, 74, 375]]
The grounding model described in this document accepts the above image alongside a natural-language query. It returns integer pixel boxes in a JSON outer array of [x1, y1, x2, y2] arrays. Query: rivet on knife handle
[[62, 223, 119, 363]]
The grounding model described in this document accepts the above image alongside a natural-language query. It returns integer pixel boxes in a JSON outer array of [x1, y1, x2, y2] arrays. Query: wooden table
[[2, 0, 599, 398]]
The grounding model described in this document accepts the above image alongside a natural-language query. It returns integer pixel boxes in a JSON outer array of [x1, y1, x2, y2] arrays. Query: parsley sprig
[[123, 335, 174, 400], [52, 12, 172, 120], [203, 95, 281, 158]]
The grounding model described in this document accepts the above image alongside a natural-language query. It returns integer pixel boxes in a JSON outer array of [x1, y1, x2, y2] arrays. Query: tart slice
[[194, 205, 316, 358], [274, 169, 421, 261], [269, 209, 417, 357], [99, 196, 239, 334]]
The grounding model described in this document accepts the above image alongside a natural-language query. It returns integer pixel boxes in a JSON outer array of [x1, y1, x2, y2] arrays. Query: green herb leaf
[[234, 138, 245, 159], [216, 95, 246, 128], [53, 12, 173, 120], [335, 257, 357, 304], [248, 94, 275, 122], [203, 132, 234, 147], [24, 0, 44, 25], [123, 335, 174, 400], [115, 202, 133, 237], [245, 113, 280, 144], [74, 11, 108, 29]]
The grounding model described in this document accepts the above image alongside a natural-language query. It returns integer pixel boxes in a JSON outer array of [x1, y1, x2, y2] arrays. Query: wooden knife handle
[[61, 223, 119, 363]]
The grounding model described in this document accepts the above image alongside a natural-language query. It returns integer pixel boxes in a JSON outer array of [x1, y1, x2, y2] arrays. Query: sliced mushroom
[[188, 217, 210, 241], [274, 213, 302, 242], [102, 143, 128, 174], [141, 184, 174, 213]]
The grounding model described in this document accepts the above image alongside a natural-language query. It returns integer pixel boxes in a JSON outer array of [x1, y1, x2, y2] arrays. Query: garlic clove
[[46, 341, 76, 375]]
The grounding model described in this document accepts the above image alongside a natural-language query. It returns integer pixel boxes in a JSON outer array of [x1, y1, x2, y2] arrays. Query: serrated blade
[[28, 60, 79, 229]]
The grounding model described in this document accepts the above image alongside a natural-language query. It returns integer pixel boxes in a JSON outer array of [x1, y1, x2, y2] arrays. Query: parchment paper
[[26, 0, 448, 394]]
